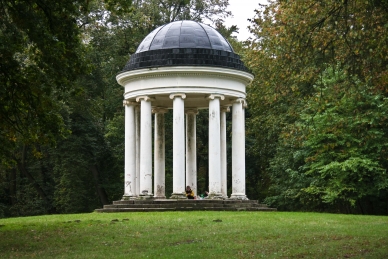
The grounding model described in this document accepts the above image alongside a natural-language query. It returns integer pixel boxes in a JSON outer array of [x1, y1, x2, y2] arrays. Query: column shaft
[[208, 95, 224, 198], [186, 110, 197, 196], [231, 99, 247, 200], [138, 96, 153, 196], [170, 94, 186, 198], [123, 101, 136, 199], [220, 107, 229, 198], [154, 108, 167, 199], [135, 106, 140, 196]]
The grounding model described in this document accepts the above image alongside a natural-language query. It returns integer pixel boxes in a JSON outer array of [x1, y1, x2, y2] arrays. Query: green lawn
[[0, 211, 387, 258]]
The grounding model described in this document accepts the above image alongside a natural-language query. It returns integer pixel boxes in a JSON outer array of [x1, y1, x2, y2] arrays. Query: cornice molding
[[116, 66, 254, 86]]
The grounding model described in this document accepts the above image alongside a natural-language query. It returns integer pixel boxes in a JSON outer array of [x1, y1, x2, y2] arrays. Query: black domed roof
[[120, 20, 249, 72], [136, 20, 234, 53]]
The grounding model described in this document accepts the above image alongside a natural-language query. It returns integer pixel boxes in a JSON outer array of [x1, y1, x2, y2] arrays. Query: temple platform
[[95, 199, 277, 212]]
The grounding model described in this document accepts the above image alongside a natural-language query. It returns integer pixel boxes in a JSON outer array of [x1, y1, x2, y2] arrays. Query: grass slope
[[0, 212, 387, 258]]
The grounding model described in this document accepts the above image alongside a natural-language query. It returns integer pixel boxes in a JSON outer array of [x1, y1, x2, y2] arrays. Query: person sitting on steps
[[199, 191, 209, 199], [185, 186, 195, 199]]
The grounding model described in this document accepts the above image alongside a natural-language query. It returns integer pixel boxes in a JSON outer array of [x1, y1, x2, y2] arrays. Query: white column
[[135, 106, 140, 196], [208, 94, 224, 199], [123, 100, 136, 199], [153, 107, 168, 199], [186, 109, 198, 197], [220, 106, 230, 198], [231, 98, 248, 200], [136, 96, 153, 197], [170, 93, 186, 199]]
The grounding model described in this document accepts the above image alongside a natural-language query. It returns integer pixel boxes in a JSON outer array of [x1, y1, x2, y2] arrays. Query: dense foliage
[[0, 0, 234, 217], [245, 0, 388, 214], [1, 0, 387, 217]]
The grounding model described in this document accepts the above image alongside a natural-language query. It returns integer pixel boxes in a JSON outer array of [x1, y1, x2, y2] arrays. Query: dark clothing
[[186, 189, 195, 199]]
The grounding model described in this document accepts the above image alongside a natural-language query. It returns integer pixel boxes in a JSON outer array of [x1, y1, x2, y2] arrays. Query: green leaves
[[299, 70, 388, 206], [0, 0, 88, 165], [246, 0, 388, 213], [304, 157, 387, 206]]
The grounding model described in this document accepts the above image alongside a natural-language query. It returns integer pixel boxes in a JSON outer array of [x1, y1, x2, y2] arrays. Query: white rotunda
[[116, 20, 254, 200]]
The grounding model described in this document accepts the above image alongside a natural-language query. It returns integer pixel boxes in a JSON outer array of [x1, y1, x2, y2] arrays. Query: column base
[[138, 194, 154, 200], [121, 195, 138, 201], [208, 193, 225, 200], [229, 194, 249, 200], [170, 193, 187, 199], [153, 195, 166, 199]]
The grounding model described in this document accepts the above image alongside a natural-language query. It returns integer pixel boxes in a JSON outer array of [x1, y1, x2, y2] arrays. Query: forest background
[[1, 0, 387, 217]]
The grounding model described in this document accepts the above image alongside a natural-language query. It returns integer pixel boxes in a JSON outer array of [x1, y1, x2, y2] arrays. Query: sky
[[224, 0, 268, 41]]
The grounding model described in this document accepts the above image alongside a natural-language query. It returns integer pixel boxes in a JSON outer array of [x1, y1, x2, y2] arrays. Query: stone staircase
[[95, 199, 277, 212]]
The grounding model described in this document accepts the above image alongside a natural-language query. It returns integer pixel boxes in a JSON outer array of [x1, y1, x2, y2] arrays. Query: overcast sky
[[224, 0, 268, 41]]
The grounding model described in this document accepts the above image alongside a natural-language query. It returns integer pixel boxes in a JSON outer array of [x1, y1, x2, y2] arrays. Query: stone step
[[113, 199, 261, 205], [103, 203, 265, 209], [96, 199, 276, 213], [95, 207, 277, 212], [95, 199, 276, 212], [95, 208, 176, 212]]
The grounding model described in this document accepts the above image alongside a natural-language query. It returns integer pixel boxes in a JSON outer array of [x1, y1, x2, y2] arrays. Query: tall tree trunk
[[357, 199, 365, 215], [90, 165, 109, 205], [9, 168, 17, 205], [16, 145, 48, 202]]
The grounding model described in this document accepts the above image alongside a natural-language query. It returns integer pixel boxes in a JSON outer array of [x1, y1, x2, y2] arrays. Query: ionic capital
[[185, 109, 198, 115], [232, 98, 248, 108], [152, 107, 169, 114], [169, 93, 186, 100], [221, 106, 231, 113], [136, 95, 154, 102], [208, 94, 225, 100], [123, 100, 138, 106]]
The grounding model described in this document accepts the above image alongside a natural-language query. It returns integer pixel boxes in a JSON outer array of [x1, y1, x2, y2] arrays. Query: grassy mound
[[1, 212, 387, 258]]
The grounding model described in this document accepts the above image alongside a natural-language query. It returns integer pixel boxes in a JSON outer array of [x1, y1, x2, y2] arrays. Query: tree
[[0, 0, 241, 217], [130, 0, 230, 25], [245, 0, 388, 213], [299, 68, 388, 211], [0, 0, 123, 217], [0, 0, 88, 156], [0, 0, 90, 216]]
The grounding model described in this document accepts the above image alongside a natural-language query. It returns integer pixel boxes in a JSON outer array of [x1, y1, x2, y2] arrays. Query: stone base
[[229, 194, 249, 200], [153, 196, 166, 199], [170, 193, 187, 199], [95, 199, 277, 212], [208, 193, 225, 200], [121, 195, 137, 200], [138, 194, 154, 200]]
